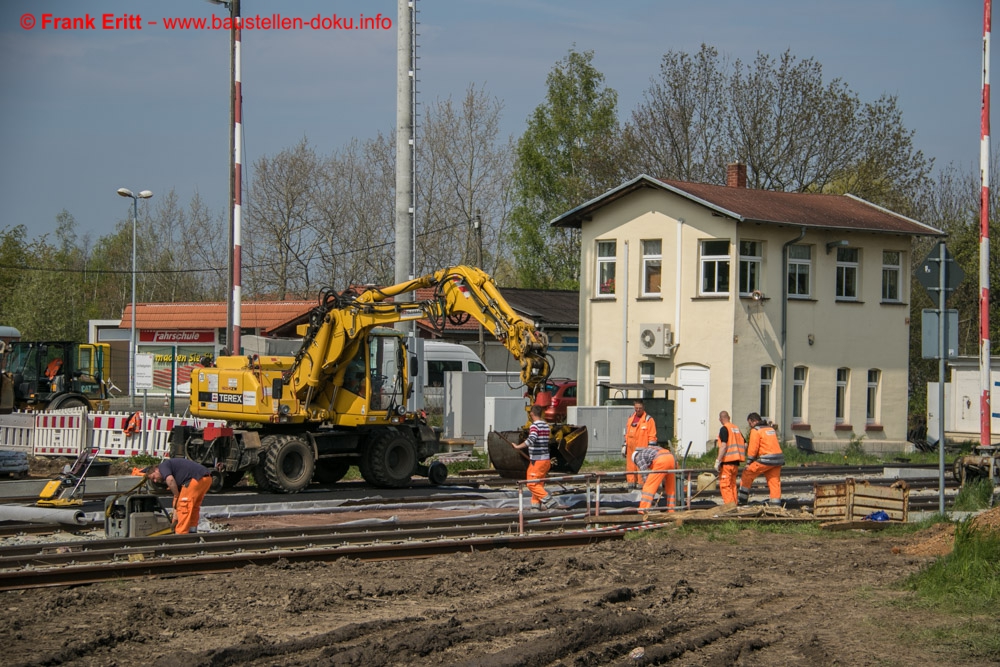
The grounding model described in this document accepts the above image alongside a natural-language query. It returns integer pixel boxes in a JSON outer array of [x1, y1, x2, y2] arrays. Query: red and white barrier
[[32, 412, 87, 456], [90, 413, 146, 458], [0, 409, 228, 460], [0, 412, 35, 453]]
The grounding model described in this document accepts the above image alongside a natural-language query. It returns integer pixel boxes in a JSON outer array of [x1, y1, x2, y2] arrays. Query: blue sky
[[0, 0, 988, 243]]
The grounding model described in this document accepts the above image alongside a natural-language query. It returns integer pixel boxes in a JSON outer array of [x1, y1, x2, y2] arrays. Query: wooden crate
[[813, 478, 908, 523]]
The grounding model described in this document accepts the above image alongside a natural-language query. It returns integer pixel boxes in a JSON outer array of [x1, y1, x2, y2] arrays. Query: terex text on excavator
[[170, 266, 588, 493]]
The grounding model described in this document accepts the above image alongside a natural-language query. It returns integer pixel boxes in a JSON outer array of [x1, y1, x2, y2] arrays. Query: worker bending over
[[623, 399, 657, 489], [514, 405, 564, 510], [632, 444, 676, 513], [714, 410, 747, 505], [147, 459, 213, 533], [737, 413, 785, 506]]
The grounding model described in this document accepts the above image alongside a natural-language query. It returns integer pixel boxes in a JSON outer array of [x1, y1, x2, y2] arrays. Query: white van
[[421, 341, 488, 387]]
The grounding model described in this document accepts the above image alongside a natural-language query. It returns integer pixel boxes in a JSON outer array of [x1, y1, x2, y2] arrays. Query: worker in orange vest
[[632, 445, 676, 513], [622, 399, 657, 488], [714, 410, 747, 505], [738, 412, 785, 506]]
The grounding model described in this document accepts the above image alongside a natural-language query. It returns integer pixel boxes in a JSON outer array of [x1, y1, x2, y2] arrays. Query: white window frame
[[597, 241, 617, 297], [792, 366, 807, 424], [641, 240, 662, 296], [867, 369, 881, 425], [639, 361, 655, 399], [787, 245, 811, 298], [700, 239, 730, 296], [760, 365, 774, 422], [882, 251, 902, 302], [836, 247, 860, 300], [835, 368, 849, 424], [596, 361, 611, 406], [739, 240, 762, 295]]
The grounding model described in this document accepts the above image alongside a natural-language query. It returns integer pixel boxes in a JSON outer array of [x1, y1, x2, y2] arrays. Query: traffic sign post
[[917, 241, 965, 514]]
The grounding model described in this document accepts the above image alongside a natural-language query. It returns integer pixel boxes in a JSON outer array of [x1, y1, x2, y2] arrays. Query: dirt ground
[[2, 509, 997, 667]]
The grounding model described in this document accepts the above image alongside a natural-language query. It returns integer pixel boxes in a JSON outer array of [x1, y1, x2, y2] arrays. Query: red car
[[541, 379, 577, 423]]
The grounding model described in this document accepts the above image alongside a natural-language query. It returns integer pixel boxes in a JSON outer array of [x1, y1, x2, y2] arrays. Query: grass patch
[[952, 478, 997, 511], [900, 517, 1000, 661]]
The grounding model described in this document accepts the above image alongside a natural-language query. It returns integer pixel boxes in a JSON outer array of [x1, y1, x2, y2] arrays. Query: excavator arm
[[286, 266, 552, 405]]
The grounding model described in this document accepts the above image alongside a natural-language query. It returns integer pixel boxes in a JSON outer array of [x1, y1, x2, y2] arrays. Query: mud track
[[1, 526, 982, 666]]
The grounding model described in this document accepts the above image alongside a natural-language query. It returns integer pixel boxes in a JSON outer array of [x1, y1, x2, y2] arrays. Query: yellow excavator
[[171, 266, 587, 493]]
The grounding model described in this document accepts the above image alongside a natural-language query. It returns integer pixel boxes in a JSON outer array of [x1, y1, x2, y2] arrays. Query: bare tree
[[244, 138, 321, 299], [312, 133, 397, 289], [418, 84, 515, 276], [624, 46, 932, 211], [626, 44, 729, 183]]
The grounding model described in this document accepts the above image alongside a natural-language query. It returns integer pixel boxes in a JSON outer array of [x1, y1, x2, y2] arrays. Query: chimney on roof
[[727, 162, 747, 189]]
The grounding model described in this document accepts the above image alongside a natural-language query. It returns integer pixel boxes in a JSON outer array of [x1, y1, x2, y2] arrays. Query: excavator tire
[[360, 429, 417, 488], [48, 396, 89, 411], [314, 459, 352, 485], [263, 434, 315, 493], [254, 435, 283, 493]]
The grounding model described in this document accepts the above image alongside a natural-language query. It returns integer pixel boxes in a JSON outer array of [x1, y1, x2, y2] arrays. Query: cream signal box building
[[553, 168, 941, 455]]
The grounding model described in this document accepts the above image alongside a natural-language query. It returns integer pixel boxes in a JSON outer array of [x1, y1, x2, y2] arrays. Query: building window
[[597, 241, 616, 296], [596, 361, 611, 406], [739, 240, 762, 295], [835, 368, 849, 424], [867, 369, 881, 424], [836, 247, 860, 300], [787, 245, 811, 297], [792, 366, 807, 424], [642, 240, 662, 295], [882, 251, 902, 302], [760, 365, 774, 421], [700, 239, 730, 296], [639, 361, 655, 399]]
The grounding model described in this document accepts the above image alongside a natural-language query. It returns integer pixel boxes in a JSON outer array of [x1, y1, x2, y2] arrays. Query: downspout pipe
[[781, 227, 807, 444]]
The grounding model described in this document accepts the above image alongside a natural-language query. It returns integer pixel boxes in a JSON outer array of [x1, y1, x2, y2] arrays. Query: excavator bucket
[[487, 424, 589, 479]]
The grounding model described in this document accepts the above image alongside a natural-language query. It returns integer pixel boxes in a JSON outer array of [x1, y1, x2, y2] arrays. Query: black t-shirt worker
[[147, 458, 213, 534]]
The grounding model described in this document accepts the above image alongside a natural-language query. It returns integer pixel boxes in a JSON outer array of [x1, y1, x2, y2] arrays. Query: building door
[[678, 366, 710, 456]]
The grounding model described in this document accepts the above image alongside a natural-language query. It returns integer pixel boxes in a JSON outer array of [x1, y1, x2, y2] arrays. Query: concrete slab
[[882, 466, 941, 480]]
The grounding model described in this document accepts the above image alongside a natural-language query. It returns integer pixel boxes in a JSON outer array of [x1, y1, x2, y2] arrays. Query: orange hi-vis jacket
[[625, 413, 657, 449], [747, 423, 784, 466], [717, 421, 746, 463]]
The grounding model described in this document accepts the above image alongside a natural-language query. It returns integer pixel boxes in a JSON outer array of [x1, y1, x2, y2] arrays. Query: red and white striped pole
[[231, 3, 243, 356], [980, 0, 992, 447]]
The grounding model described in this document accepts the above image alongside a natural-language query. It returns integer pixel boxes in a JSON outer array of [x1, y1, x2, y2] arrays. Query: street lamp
[[117, 187, 153, 405]]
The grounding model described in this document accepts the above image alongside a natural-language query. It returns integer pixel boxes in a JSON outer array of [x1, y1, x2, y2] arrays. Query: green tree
[[507, 49, 623, 288]]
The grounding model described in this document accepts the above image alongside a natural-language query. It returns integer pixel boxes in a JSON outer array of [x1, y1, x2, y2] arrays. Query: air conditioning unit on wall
[[639, 323, 673, 357]]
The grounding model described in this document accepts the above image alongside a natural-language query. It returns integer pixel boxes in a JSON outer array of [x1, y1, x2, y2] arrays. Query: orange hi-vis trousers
[[738, 461, 781, 502], [639, 451, 676, 512], [174, 475, 212, 534], [526, 459, 552, 507], [718, 462, 741, 505]]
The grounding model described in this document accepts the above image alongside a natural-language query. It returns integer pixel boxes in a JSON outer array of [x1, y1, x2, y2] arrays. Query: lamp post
[[117, 188, 153, 406]]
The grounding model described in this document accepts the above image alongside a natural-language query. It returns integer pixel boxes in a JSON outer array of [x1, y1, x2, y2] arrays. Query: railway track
[[0, 461, 967, 590], [0, 512, 640, 591]]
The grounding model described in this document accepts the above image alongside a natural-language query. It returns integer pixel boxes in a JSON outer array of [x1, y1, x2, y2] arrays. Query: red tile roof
[[121, 301, 315, 334], [552, 174, 942, 237]]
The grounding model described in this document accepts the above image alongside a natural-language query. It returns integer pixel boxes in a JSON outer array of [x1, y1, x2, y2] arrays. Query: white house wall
[[577, 186, 913, 452]]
